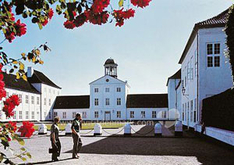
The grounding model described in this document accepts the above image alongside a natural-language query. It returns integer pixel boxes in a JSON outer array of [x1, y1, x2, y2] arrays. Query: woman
[[50, 116, 61, 161]]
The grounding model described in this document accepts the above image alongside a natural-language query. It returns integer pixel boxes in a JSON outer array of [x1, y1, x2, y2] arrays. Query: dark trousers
[[72, 133, 82, 158], [51, 139, 61, 160]]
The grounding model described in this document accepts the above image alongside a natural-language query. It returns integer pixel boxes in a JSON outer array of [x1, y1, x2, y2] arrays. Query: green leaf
[[38, 23, 43, 30], [26, 152, 32, 159], [118, 0, 124, 7], [20, 147, 26, 151]]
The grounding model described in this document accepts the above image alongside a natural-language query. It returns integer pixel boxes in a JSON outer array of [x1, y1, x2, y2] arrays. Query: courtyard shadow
[[64, 126, 234, 165], [19, 158, 73, 165]]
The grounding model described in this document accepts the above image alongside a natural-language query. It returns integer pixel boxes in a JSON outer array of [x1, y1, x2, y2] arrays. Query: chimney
[[27, 67, 34, 78]]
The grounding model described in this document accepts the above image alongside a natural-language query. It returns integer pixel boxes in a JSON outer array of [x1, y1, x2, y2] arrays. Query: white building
[[166, 69, 182, 120], [0, 67, 61, 121], [53, 59, 168, 121], [177, 8, 233, 128]]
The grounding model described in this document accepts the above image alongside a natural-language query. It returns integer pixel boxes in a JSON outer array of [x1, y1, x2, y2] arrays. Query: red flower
[[6, 121, 17, 132], [42, 19, 48, 26], [113, 9, 135, 27], [49, 8, 54, 19], [64, 20, 76, 29], [88, 11, 109, 25], [14, 19, 27, 37], [18, 121, 35, 138], [131, 0, 151, 8], [91, 0, 110, 13], [3, 95, 20, 118], [74, 13, 88, 27], [4, 30, 15, 43]]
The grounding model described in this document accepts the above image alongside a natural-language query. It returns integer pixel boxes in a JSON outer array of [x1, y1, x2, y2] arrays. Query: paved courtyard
[[2, 125, 234, 165]]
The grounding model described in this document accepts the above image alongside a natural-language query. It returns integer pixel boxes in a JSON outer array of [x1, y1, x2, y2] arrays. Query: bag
[[49, 147, 58, 154]]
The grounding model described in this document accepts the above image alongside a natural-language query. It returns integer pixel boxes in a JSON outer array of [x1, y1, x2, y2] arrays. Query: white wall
[[53, 108, 90, 121], [0, 88, 40, 121], [181, 27, 233, 128], [126, 108, 168, 120], [89, 75, 128, 120]]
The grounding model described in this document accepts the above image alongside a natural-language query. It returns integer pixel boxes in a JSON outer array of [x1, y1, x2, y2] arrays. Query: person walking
[[50, 116, 61, 161], [71, 113, 83, 159]]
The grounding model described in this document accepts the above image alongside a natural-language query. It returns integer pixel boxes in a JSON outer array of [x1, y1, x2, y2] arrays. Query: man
[[50, 116, 61, 161], [71, 113, 83, 159]]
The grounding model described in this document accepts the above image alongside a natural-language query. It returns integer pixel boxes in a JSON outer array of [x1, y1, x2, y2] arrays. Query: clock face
[[106, 79, 109, 82]]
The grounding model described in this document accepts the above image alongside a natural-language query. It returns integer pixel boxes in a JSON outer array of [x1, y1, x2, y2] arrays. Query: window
[[44, 98, 46, 105], [130, 111, 134, 118], [26, 111, 29, 119], [49, 112, 51, 119], [105, 98, 110, 105], [152, 111, 156, 118], [94, 98, 99, 106], [190, 100, 193, 111], [63, 112, 66, 119], [94, 88, 99, 93], [190, 111, 193, 122], [207, 44, 213, 55], [214, 43, 220, 54], [182, 104, 185, 121], [18, 94, 22, 103], [25, 95, 29, 104], [117, 111, 121, 118], [94, 111, 99, 118], [37, 97, 40, 105], [31, 96, 34, 104], [141, 111, 145, 118], [117, 87, 121, 92], [194, 111, 197, 123], [207, 43, 221, 68], [19, 111, 22, 119], [105, 88, 110, 92], [54, 112, 58, 117], [162, 111, 167, 118], [214, 56, 220, 67], [49, 99, 51, 106], [32, 111, 35, 119], [82, 112, 87, 118], [13, 111, 16, 119], [72, 112, 76, 118], [117, 98, 121, 105], [207, 57, 213, 67]]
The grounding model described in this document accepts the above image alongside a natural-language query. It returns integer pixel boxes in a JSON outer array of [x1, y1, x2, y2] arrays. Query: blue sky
[[1, 0, 233, 95]]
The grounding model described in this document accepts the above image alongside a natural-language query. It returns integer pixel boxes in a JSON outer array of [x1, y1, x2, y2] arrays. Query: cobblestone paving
[[2, 125, 234, 165]]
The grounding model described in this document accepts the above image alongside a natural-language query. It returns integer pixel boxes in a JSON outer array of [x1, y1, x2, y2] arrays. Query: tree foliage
[[225, 5, 234, 85]]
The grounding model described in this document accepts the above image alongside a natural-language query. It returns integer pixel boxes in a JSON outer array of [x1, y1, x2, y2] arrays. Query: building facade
[[176, 8, 233, 128], [0, 67, 61, 121], [53, 59, 169, 121], [167, 69, 182, 121]]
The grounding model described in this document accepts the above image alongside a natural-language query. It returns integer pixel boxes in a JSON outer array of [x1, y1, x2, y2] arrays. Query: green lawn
[[33, 122, 125, 131]]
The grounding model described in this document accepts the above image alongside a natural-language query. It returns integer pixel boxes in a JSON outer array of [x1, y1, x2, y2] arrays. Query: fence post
[[65, 123, 72, 135], [38, 124, 47, 135], [124, 123, 131, 136], [94, 123, 102, 136], [154, 123, 162, 137]]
